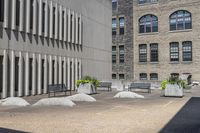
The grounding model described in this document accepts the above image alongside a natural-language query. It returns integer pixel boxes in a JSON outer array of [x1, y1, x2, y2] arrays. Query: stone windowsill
[[138, 32, 159, 36], [168, 29, 192, 33]]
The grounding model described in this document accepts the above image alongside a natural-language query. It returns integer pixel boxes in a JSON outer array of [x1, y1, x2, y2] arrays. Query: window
[[62, 11, 65, 38], [119, 17, 125, 35], [150, 43, 158, 62], [170, 42, 179, 62], [112, 74, 117, 79], [42, 2, 45, 33], [119, 45, 125, 63], [139, 44, 147, 62], [182, 41, 192, 61], [53, 7, 56, 35], [138, 0, 158, 4], [0, 0, 4, 22], [112, 0, 117, 10], [171, 73, 179, 78], [70, 14, 73, 40], [140, 73, 147, 80], [150, 73, 158, 80], [119, 74, 125, 80], [30, 0, 34, 30], [112, 18, 117, 35], [170, 10, 192, 31], [16, 0, 20, 26], [139, 14, 158, 33], [112, 46, 117, 63]]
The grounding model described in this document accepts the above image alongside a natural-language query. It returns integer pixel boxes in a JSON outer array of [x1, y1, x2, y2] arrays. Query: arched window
[[169, 10, 192, 31], [139, 14, 158, 33]]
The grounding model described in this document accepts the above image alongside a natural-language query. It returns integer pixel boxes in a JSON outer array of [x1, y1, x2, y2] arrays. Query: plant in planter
[[161, 76, 186, 97], [76, 76, 99, 94]]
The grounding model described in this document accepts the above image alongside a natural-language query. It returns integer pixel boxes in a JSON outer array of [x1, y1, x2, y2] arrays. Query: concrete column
[[38, 54, 42, 94], [19, 0, 24, 31], [64, 8, 67, 42], [54, 56, 58, 84], [67, 57, 70, 89], [38, 0, 43, 36], [63, 57, 67, 86], [44, 55, 48, 93], [44, 0, 49, 37], [18, 52, 23, 97], [59, 5, 63, 41], [32, 53, 36, 95], [26, 0, 30, 33], [67, 9, 71, 43], [49, 55, 52, 84], [2, 50, 8, 98], [72, 11, 75, 44], [49, 1, 53, 39], [55, 3, 58, 39], [79, 14, 82, 45], [10, 51, 15, 97], [75, 13, 78, 44], [71, 58, 74, 90], [25, 52, 29, 96], [75, 58, 78, 90], [79, 59, 82, 79], [4, 0, 9, 28], [59, 56, 62, 84], [33, 0, 38, 35], [12, 0, 17, 30]]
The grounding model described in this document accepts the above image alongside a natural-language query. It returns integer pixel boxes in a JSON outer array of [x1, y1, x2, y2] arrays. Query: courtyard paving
[[0, 87, 200, 133]]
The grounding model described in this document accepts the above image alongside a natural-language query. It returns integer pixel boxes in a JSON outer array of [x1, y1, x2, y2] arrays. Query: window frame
[[150, 43, 159, 62], [112, 46, 117, 64], [112, 18, 117, 35], [119, 17, 125, 35], [139, 44, 147, 62], [169, 10, 192, 31], [112, 0, 118, 10], [170, 42, 179, 62], [119, 45, 125, 63], [119, 74, 125, 80], [150, 73, 158, 80], [182, 41, 192, 61], [138, 0, 158, 5], [0, 0, 4, 22], [139, 14, 158, 33], [140, 73, 147, 80], [112, 74, 117, 79]]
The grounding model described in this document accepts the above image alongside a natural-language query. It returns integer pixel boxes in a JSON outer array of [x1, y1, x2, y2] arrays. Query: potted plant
[[76, 76, 99, 94], [161, 76, 186, 97]]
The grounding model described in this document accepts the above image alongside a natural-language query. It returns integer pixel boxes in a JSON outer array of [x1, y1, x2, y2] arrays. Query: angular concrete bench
[[97, 82, 112, 92]]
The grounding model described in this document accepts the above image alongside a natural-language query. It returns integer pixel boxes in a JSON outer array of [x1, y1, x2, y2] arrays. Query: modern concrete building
[[111, 0, 134, 81], [0, 0, 112, 99], [133, 0, 200, 82], [112, 0, 200, 83]]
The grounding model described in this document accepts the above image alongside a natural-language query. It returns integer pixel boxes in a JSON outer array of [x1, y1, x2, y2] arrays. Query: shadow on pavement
[[159, 97, 200, 133], [0, 127, 30, 133]]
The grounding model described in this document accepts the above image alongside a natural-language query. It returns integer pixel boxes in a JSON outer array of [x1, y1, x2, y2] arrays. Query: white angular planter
[[77, 83, 97, 94], [164, 84, 183, 97]]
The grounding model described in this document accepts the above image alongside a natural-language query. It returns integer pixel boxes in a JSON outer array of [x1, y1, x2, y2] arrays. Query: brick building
[[112, 0, 200, 83]]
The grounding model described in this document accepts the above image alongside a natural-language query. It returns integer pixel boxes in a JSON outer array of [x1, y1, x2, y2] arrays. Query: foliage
[[161, 76, 187, 90], [76, 76, 100, 87]]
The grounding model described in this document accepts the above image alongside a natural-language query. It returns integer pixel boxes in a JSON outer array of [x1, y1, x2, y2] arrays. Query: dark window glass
[[170, 42, 179, 62], [150, 73, 158, 80], [119, 74, 125, 80], [112, 74, 117, 79], [112, 18, 117, 35], [170, 10, 192, 31], [139, 44, 147, 62], [171, 73, 179, 78], [183, 41, 192, 61], [119, 45, 125, 63], [53, 7, 56, 36], [16, 0, 20, 26], [150, 43, 158, 62], [70, 14, 73, 40], [78, 17, 80, 42], [112, 46, 117, 63], [140, 73, 147, 80], [30, 0, 34, 30], [119, 17, 125, 35], [42, 2, 45, 33], [138, 0, 158, 4], [139, 14, 158, 33], [62, 11, 65, 38], [112, 0, 117, 10], [0, 0, 4, 22]]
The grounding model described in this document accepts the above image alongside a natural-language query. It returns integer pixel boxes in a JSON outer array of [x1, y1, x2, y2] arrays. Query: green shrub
[[161, 77, 187, 90], [76, 76, 99, 87]]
